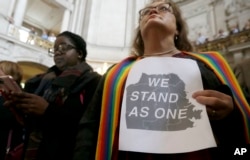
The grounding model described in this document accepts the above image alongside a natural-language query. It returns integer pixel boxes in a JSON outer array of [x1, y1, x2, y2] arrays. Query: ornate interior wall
[[0, 0, 249, 78]]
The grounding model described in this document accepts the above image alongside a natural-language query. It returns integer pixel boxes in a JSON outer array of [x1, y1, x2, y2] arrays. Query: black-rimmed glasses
[[48, 44, 76, 56], [139, 3, 172, 19]]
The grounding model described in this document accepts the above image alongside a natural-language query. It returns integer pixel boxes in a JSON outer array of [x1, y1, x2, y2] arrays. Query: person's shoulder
[[26, 73, 44, 83], [234, 58, 250, 73], [24, 73, 45, 93], [181, 51, 223, 65], [242, 58, 250, 64], [89, 71, 102, 81], [234, 58, 250, 67]]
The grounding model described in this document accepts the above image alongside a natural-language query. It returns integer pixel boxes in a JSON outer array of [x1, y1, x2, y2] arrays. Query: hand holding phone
[[0, 75, 24, 124], [0, 75, 22, 99]]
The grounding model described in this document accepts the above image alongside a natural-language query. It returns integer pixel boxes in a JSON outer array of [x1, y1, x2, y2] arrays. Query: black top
[[24, 62, 101, 160], [0, 96, 24, 160]]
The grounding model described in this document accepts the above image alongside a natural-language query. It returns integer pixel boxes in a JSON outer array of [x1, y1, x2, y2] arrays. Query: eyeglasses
[[48, 44, 76, 56], [139, 3, 172, 19]]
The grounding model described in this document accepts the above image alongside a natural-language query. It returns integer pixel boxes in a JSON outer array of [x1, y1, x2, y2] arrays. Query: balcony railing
[[7, 24, 54, 51], [195, 29, 250, 53]]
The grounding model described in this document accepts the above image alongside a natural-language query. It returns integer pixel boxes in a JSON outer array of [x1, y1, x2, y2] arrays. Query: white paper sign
[[119, 57, 216, 153]]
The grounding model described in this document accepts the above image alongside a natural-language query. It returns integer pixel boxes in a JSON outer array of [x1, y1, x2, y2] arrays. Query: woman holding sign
[[74, 0, 249, 160]]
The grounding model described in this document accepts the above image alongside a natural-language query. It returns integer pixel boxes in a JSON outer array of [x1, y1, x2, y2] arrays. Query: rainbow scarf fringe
[[184, 51, 250, 142], [96, 57, 138, 160], [96, 52, 250, 160]]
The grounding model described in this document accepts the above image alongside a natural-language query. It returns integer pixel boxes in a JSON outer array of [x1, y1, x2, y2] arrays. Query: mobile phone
[[0, 75, 22, 93]]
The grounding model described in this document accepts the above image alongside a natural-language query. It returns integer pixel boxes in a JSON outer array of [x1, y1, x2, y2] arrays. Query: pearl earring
[[175, 35, 178, 40]]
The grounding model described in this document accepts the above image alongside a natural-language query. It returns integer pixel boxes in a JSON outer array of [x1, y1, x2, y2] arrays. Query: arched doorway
[[18, 61, 48, 83]]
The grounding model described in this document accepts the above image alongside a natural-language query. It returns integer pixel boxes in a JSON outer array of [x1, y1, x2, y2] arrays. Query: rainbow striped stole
[[95, 52, 250, 160], [184, 51, 250, 143], [96, 56, 138, 160]]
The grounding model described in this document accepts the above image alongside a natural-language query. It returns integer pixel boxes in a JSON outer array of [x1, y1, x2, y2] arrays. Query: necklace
[[143, 48, 180, 57]]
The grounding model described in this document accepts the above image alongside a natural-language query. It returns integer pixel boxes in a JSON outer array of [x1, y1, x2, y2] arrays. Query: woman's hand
[[192, 90, 234, 120], [3, 94, 25, 125], [4, 92, 49, 116]]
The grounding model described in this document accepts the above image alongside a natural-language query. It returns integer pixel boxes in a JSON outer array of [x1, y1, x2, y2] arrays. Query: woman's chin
[[56, 64, 66, 71]]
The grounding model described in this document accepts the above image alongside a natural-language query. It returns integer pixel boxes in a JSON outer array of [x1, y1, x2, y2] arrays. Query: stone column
[[70, 0, 80, 32], [7, 0, 16, 18], [13, 0, 28, 26], [75, 0, 86, 34], [208, 2, 216, 40], [60, 9, 71, 32]]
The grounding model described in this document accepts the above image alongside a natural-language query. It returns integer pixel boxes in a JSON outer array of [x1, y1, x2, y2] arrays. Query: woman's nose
[[54, 50, 63, 56], [149, 7, 158, 15]]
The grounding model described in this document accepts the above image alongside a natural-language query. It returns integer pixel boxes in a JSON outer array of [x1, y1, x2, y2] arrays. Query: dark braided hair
[[57, 31, 87, 61]]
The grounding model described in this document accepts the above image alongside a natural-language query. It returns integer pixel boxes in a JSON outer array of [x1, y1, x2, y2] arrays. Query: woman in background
[[4, 31, 101, 160], [0, 61, 24, 160]]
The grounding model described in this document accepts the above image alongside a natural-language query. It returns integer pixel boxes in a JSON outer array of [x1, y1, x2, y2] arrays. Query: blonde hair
[[131, 0, 193, 56], [0, 61, 23, 85]]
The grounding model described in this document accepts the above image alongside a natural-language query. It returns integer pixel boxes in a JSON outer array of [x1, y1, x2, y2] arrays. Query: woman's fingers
[[192, 90, 233, 120]]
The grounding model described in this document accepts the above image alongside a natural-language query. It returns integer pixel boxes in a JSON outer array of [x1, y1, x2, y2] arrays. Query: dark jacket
[[73, 53, 246, 160], [24, 62, 101, 160], [0, 96, 24, 160]]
